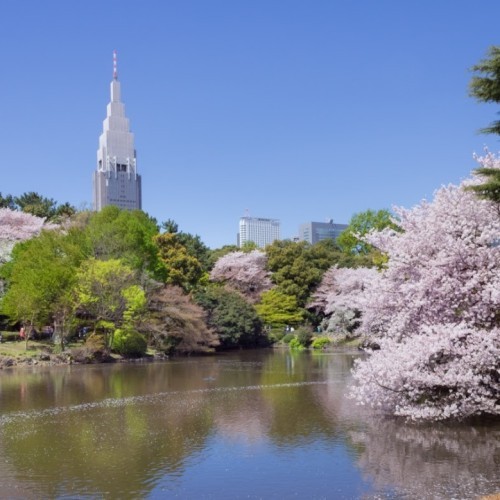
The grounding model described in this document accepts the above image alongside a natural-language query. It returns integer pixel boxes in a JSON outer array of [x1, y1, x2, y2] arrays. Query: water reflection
[[0, 350, 498, 499]]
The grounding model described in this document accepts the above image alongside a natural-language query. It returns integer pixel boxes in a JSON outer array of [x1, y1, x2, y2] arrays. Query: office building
[[93, 52, 142, 211], [298, 220, 348, 244], [239, 216, 280, 248]]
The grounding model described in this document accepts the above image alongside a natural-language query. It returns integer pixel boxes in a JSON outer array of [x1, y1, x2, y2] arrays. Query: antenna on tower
[[113, 50, 118, 80]]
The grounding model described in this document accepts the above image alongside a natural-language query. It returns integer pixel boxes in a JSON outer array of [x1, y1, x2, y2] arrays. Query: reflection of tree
[[0, 391, 214, 498], [348, 417, 500, 499], [258, 350, 341, 445], [3, 352, 495, 498], [0, 362, 225, 497]]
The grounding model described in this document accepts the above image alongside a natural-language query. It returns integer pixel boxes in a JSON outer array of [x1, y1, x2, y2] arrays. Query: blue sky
[[1, 1, 500, 248]]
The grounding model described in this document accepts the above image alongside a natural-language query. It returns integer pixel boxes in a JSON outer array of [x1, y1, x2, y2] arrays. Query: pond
[[0, 349, 498, 499]]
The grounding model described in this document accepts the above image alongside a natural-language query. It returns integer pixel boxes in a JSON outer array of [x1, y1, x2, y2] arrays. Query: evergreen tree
[[470, 45, 500, 135]]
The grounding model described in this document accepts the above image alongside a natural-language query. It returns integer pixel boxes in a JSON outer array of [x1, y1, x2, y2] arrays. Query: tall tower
[[93, 51, 142, 211]]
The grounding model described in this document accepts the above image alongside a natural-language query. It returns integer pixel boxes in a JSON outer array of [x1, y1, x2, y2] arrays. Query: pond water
[[0, 349, 498, 499]]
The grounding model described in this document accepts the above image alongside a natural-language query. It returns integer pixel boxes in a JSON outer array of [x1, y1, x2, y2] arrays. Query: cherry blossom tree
[[210, 250, 272, 303], [309, 266, 379, 315], [0, 208, 51, 264], [309, 266, 379, 337], [350, 154, 500, 420]]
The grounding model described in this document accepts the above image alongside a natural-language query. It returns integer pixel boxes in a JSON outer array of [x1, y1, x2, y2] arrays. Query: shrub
[[289, 337, 305, 350], [195, 286, 263, 348], [296, 328, 313, 347], [282, 333, 295, 344], [71, 333, 110, 363], [112, 329, 147, 357], [271, 329, 285, 342], [311, 337, 331, 350], [0, 331, 19, 342]]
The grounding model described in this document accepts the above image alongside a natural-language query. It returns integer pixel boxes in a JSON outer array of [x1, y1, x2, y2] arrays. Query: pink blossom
[[0, 208, 54, 263], [350, 154, 500, 420], [210, 250, 273, 302]]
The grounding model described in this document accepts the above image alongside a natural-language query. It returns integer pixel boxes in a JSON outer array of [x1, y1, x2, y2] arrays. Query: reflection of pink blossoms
[[210, 250, 273, 302], [350, 155, 500, 421]]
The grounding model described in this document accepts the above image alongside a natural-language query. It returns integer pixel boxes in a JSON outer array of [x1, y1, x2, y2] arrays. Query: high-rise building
[[238, 216, 280, 248], [298, 220, 348, 244], [93, 52, 142, 211]]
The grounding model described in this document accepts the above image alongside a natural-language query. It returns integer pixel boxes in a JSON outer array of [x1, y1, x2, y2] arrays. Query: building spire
[[113, 50, 118, 80]]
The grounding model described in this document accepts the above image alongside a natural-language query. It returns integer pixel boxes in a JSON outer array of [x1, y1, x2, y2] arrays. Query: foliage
[[288, 337, 305, 350], [85, 206, 161, 277], [295, 328, 313, 347], [281, 333, 295, 344], [195, 285, 264, 348], [465, 150, 500, 203], [144, 285, 219, 354], [210, 250, 272, 303], [311, 336, 331, 350], [0, 193, 15, 210], [73, 258, 138, 347], [1, 229, 85, 348], [349, 159, 500, 421], [155, 232, 205, 291], [265, 239, 341, 307], [469, 45, 500, 135], [11, 191, 76, 222], [112, 328, 147, 357], [160, 219, 212, 270], [268, 328, 285, 343], [175, 232, 212, 271], [255, 289, 304, 328], [241, 240, 259, 252], [122, 285, 147, 329], [14, 192, 58, 220], [336, 209, 399, 255], [73, 333, 110, 362]]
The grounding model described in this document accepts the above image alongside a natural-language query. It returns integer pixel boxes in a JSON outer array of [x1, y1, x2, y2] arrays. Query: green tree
[[54, 202, 77, 221], [0, 229, 85, 348], [255, 289, 304, 328], [73, 258, 138, 347], [241, 241, 259, 252], [14, 192, 58, 220], [122, 285, 147, 330], [85, 206, 162, 278], [468, 46, 500, 203], [469, 45, 500, 135], [160, 219, 212, 271], [336, 209, 399, 255], [155, 233, 205, 291], [265, 240, 340, 307], [195, 286, 264, 348], [0, 193, 15, 210], [466, 167, 500, 203]]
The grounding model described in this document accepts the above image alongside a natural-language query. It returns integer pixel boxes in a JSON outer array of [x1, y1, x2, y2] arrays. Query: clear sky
[[1, 0, 500, 248]]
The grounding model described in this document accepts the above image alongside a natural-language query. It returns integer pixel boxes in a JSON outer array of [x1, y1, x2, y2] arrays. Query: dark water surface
[[0, 349, 498, 499]]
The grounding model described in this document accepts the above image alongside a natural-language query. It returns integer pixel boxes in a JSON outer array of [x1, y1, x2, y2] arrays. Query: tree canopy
[[469, 45, 500, 135], [336, 209, 399, 255]]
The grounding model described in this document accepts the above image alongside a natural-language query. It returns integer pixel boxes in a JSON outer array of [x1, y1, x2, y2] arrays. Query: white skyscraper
[[93, 52, 142, 211], [238, 216, 280, 248]]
